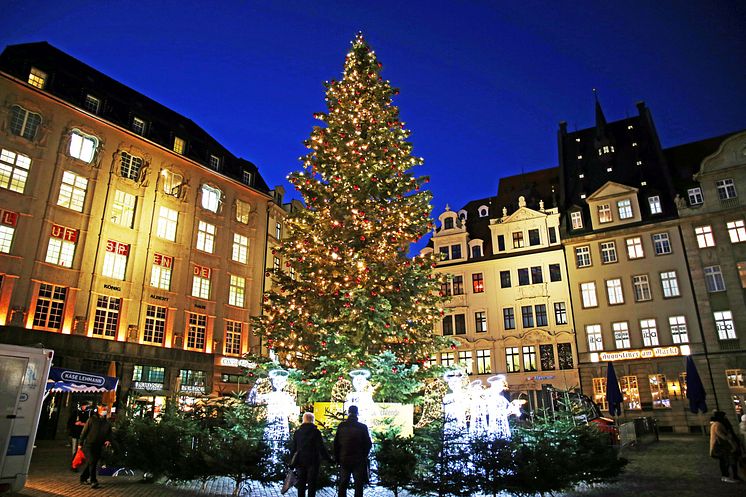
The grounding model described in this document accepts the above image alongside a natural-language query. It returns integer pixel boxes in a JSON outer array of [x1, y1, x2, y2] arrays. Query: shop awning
[[46, 367, 119, 393]]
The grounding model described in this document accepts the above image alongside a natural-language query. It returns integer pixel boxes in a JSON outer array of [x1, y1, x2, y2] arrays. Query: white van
[[0, 344, 54, 493]]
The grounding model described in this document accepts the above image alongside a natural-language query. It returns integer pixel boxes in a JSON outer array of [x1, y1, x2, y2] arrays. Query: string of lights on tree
[[253, 33, 453, 398]]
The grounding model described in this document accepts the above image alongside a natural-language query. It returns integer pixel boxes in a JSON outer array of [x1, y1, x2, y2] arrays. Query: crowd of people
[[709, 409, 746, 484]]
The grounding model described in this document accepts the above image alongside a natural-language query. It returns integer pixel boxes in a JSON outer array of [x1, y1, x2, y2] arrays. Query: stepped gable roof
[[0, 41, 269, 193]]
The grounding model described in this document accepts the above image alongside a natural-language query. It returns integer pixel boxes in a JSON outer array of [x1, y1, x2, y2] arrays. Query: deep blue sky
[[2, 1, 745, 239]]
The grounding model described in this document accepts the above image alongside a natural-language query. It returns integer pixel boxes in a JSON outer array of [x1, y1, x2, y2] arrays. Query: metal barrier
[[619, 417, 658, 447]]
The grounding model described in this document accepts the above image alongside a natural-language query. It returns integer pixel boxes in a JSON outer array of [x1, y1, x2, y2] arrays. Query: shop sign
[[51, 224, 77, 242], [1, 209, 18, 227], [599, 346, 680, 362], [219, 357, 257, 369], [133, 381, 164, 391], [106, 240, 129, 255], [526, 375, 556, 381], [180, 385, 206, 394]]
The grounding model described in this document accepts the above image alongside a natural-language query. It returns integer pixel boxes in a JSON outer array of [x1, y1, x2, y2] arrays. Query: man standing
[[79, 404, 112, 489], [68, 401, 90, 466], [334, 405, 371, 497], [290, 412, 333, 497]]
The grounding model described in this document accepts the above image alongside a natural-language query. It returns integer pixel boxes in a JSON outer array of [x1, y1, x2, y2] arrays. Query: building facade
[[0, 42, 274, 423]]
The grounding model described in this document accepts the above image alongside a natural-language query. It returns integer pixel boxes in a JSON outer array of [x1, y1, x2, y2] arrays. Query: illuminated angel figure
[[442, 370, 468, 434], [468, 379, 488, 438], [485, 375, 523, 439], [261, 370, 298, 456], [344, 369, 376, 427]]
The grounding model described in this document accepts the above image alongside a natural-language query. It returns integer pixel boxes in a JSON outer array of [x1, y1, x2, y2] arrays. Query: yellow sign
[[599, 346, 680, 362], [313, 402, 414, 437]]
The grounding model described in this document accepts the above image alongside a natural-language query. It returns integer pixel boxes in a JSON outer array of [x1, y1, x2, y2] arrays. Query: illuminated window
[[621, 376, 641, 410], [714, 310, 736, 340], [161, 170, 183, 197], [229, 274, 245, 307], [187, 312, 207, 350], [540, 344, 555, 370], [0, 148, 31, 193], [600, 241, 617, 264], [576, 246, 592, 267], [440, 352, 455, 367], [225, 320, 242, 355], [474, 311, 487, 333], [704, 265, 726, 292], [605, 278, 624, 305], [458, 350, 473, 374], [201, 184, 222, 212], [649, 374, 670, 408], [92, 295, 120, 338], [173, 136, 186, 154], [632, 275, 652, 301], [652, 233, 671, 255], [593, 378, 608, 411], [32, 283, 67, 330], [687, 187, 703, 205], [439, 246, 449, 261], [617, 199, 633, 219], [505, 347, 520, 372], [598, 204, 612, 223], [554, 302, 567, 325], [132, 117, 146, 135], [102, 240, 129, 280], [0, 219, 15, 253], [613, 322, 630, 349], [236, 199, 251, 224], [120, 152, 143, 180], [586, 324, 603, 351], [107, 190, 136, 228], [156, 206, 178, 241], [522, 346, 537, 372], [143, 305, 166, 344], [739, 262, 746, 288], [521, 305, 534, 328], [640, 319, 659, 346], [727, 220, 746, 243], [549, 263, 561, 281], [28, 67, 47, 88], [503, 308, 515, 330], [150, 253, 173, 290], [83, 94, 100, 114], [512, 231, 524, 248], [626, 237, 644, 259], [472, 273, 484, 293], [9, 105, 42, 140], [648, 196, 662, 214], [726, 369, 744, 388], [273, 256, 280, 271], [196, 221, 216, 253], [558, 343, 573, 369], [669, 315, 689, 344], [231, 233, 249, 264], [57, 171, 88, 212], [192, 265, 211, 299], [695, 225, 715, 248], [535, 304, 548, 326], [570, 211, 583, 230], [69, 129, 98, 163], [581, 282, 598, 308], [500, 270, 511, 288], [45, 225, 77, 268], [716, 178, 737, 200], [132, 365, 165, 382], [660, 271, 680, 298]]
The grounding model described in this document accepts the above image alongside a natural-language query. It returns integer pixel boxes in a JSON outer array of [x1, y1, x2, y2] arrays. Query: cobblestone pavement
[[9, 435, 744, 497]]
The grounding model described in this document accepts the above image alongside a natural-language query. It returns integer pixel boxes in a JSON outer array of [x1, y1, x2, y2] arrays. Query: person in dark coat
[[79, 405, 112, 488], [68, 401, 91, 463], [290, 412, 333, 497], [334, 405, 372, 497]]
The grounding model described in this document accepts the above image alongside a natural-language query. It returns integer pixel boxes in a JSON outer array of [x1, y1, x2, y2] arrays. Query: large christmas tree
[[254, 34, 448, 394]]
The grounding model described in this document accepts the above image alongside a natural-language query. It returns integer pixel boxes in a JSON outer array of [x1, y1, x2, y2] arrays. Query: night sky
[[2, 1, 745, 250]]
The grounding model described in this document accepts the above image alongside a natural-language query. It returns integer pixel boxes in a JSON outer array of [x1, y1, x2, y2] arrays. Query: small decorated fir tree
[[254, 34, 448, 398]]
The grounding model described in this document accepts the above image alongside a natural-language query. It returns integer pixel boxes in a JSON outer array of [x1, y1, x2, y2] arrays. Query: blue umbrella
[[685, 356, 708, 414], [605, 362, 623, 416]]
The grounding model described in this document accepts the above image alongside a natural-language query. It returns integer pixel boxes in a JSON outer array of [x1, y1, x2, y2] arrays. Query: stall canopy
[[46, 367, 119, 393]]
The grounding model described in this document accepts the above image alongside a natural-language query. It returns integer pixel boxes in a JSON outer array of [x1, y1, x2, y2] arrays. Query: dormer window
[[209, 155, 221, 170], [201, 184, 222, 213], [598, 204, 612, 223], [478, 206, 489, 218], [716, 179, 737, 200], [597, 145, 614, 156], [458, 210, 467, 221], [617, 199, 633, 219], [83, 94, 100, 114], [28, 67, 47, 89], [648, 196, 662, 215], [570, 211, 583, 230], [242, 170, 253, 186], [471, 245, 482, 258], [444, 217, 454, 230], [132, 117, 146, 136], [173, 137, 186, 155]]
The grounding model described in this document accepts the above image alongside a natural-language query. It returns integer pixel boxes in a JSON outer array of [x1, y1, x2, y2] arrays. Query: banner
[[46, 367, 119, 393]]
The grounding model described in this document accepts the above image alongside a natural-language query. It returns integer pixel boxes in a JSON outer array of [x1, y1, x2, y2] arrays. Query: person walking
[[68, 401, 91, 468], [710, 410, 740, 483], [79, 404, 112, 489], [290, 412, 333, 497], [334, 405, 371, 497]]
